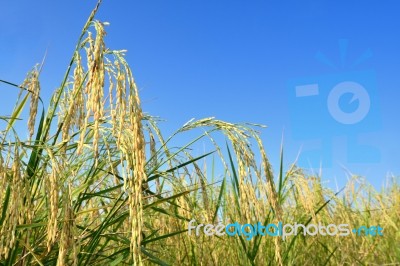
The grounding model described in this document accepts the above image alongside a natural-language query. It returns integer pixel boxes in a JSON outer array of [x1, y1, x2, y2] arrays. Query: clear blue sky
[[1, 0, 399, 189]]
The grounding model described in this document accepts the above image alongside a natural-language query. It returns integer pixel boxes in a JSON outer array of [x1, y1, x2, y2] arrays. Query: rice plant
[[0, 1, 399, 265]]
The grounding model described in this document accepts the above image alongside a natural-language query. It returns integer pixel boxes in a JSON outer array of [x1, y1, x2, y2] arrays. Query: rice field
[[0, 2, 399, 265]]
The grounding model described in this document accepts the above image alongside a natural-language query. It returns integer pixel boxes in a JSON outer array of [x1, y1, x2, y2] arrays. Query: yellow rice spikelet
[[20, 68, 41, 140]]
